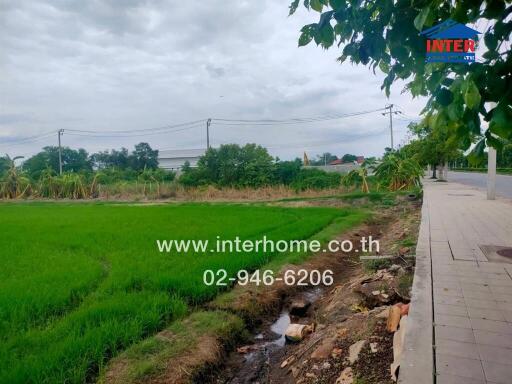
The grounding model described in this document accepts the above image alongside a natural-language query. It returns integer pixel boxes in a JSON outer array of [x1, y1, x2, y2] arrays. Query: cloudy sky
[[0, 0, 426, 161]]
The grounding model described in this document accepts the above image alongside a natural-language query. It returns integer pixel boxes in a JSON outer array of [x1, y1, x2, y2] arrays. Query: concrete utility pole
[[206, 118, 212, 149], [488, 146, 497, 200], [487, 102, 497, 200], [382, 104, 399, 150], [58, 129, 64, 175]]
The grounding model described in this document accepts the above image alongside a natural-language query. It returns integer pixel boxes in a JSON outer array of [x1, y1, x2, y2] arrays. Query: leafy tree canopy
[[23, 142, 160, 180], [130, 142, 159, 171], [90, 148, 130, 170], [195, 143, 275, 187], [0, 156, 10, 176], [23, 146, 92, 179], [403, 121, 461, 168], [290, 0, 512, 157], [341, 153, 357, 163]]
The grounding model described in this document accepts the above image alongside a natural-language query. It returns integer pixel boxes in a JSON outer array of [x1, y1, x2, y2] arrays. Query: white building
[[158, 148, 205, 170]]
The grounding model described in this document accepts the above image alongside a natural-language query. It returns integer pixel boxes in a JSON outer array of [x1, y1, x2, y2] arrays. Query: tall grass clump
[[0, 160, 31, 199], [37, 170, 99, 199]]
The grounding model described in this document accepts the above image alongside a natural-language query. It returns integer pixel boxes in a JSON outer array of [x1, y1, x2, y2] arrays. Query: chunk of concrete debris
[[289, 298, 311, 316], [336, 328, 348, 339], [237, 345, 258, 354], [370, 342, 378, 353], [311, 338, 336, 359], [331, 347, 343, 358], [280, 356, 295, 368], [335, 367, 354, 384], [285, 323, 314, 342], [354, 279, 396, 308], [386, 305, 402, 333], [348, 340, 367, 364], [399, 247, 410, 256], [391, 315, 408, 381], [375, 306, 390, 319]]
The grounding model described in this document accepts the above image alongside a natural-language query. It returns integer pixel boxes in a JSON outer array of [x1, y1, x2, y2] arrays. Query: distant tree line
[[2, 142, 375, 197], [6, 142, 169, 182], [179, 144, 341, 190], [399, 121, 512, 177]]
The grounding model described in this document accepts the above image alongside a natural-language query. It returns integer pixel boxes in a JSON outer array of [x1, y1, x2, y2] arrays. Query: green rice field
[[0, 202, 366, 383]]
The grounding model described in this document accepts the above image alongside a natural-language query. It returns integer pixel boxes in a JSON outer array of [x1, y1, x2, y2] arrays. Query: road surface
[[448, 171, 512, 198]]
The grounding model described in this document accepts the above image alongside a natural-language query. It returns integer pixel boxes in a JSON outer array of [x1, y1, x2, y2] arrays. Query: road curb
[[398, 195, 434, 384]]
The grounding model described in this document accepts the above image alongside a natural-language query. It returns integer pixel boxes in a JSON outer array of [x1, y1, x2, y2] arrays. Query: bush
[[363, 258, 392, 273], [290, 168, 342, 190]]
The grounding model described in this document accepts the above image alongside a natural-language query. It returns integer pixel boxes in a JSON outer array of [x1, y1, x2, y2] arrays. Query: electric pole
[[382, 104, 399, 150], [206, 118, 212, 149], [58, 129, 64, 174]]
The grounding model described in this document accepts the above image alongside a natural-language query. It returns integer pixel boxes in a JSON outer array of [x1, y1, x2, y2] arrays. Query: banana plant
[[374, 154, 423, 191], [342, 159, 376, 193]]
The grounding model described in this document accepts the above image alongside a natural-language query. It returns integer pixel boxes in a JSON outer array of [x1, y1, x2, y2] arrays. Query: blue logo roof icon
[[420, 19, 480, 39]]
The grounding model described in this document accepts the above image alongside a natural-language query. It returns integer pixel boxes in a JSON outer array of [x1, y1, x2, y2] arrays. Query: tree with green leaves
[[274, 158, 303, 184], [129, 142, 159, 171], [182, 144, 276, 187], [402, 121, 462, 178], [499, 142, 512, 167], [341, 153, 357, 163], [0, 156, 10, 176], [23, 146, 92, 179], [289, 0, 512, 157], [90, 148, 130, 170]]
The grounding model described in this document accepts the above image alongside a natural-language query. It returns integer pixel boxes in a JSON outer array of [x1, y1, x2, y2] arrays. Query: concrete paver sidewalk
[[399, 179, 512, 384]]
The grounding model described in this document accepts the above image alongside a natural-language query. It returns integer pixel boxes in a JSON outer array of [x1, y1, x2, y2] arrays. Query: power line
[[0, 107, 388, 145], [64, 122, 204, 138], [212, 108, 387, 125], [65, 119, 206, 134], [0, 131, 55, 149], [0, 106, 398, 156]]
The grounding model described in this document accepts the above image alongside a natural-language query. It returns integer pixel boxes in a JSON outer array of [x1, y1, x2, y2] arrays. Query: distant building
[[329, 159, 343, 165], [356, 156, 365, 164], [158, 148, 205, 170]]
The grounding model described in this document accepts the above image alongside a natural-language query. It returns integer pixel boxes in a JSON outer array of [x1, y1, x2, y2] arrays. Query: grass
[[362, 258, 392, 273], [97, 310, 246, 384], [0, 202, 366, 383]]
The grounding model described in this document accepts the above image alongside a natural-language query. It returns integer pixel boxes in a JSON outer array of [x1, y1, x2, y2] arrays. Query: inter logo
[[420, 19, 480, 63]]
